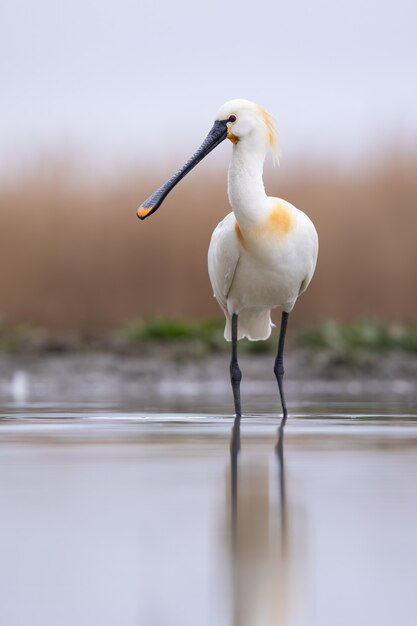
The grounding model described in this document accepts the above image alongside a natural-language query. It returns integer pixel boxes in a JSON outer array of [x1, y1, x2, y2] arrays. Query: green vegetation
[[295, 318, 417, 358], [120, 317, 225, 350], [119, 317, 274, 354], [122, 317, 417, 355], [0, 315, 415, 358]]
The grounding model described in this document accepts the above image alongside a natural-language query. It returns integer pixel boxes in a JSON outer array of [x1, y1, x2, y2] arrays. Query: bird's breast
[[235, 199, 295, 255], [265, 201, 294, 236]]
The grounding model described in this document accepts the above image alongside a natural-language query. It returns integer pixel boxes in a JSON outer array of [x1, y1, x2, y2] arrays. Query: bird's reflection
[[228, 415, 296, 626], [230, 414, 241, 543], [276, 415, 288, 561]]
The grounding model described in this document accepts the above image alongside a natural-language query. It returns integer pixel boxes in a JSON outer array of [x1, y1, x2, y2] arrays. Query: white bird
[[137, 99, 318, 419]]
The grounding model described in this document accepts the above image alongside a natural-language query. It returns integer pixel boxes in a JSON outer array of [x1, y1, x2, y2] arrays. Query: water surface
[[1, 392, 416, 626]]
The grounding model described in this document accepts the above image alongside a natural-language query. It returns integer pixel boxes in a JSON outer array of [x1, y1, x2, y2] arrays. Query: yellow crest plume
[[258, 106, 280, 166]]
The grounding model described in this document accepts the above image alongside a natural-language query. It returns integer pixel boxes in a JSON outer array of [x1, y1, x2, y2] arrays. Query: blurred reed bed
[[0, 148, 416, 332]]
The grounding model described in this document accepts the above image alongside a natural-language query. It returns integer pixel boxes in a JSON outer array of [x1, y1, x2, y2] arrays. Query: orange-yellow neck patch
[[267, 202, 294, 236], [234, 202, 294, 246]]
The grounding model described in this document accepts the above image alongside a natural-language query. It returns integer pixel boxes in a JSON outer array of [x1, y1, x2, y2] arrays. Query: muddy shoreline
[[0, 348, 415, 404]]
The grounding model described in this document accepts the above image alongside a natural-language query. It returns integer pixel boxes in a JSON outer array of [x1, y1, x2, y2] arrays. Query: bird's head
[[216, 99, 278, 161], [137, 99, 278, 220]]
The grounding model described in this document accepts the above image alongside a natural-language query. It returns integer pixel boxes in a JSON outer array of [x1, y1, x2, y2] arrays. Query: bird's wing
[[208, 212, 240, 312]]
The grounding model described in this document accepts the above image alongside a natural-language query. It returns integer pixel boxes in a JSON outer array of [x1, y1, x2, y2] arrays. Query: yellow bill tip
[[137, 206, 152, 220]]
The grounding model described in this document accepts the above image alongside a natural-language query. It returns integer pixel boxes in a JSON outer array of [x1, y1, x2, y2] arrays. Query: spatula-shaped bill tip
[[137, 205, 153, 220]]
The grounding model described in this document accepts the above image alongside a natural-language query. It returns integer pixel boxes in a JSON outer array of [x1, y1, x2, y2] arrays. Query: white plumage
[[207, 99, 318, 341], [137, 97, 319, 418]]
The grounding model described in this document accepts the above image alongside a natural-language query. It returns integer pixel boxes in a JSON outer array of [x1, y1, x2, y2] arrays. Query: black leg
[[274, 311, 289, 421], [230, 313, 242, 417]]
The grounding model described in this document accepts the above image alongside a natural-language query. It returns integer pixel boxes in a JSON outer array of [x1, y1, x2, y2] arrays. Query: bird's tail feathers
[[224, 310, 274, 342]]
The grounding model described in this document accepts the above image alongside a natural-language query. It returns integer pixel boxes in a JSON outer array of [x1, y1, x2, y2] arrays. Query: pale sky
[[1, 0, 416, 173]]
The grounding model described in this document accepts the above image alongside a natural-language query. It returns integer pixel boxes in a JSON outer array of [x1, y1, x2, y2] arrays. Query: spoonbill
[[137, 99, 318, 419]]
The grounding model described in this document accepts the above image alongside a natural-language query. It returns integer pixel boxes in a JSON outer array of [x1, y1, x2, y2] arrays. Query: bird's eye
[[228, 114, 237, 123]]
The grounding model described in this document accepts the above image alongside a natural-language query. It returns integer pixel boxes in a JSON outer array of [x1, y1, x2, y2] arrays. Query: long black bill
[[137, 119, 228, 220]]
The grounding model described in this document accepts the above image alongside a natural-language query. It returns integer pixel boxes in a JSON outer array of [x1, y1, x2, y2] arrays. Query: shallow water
[[1, 392, 417, 626]]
